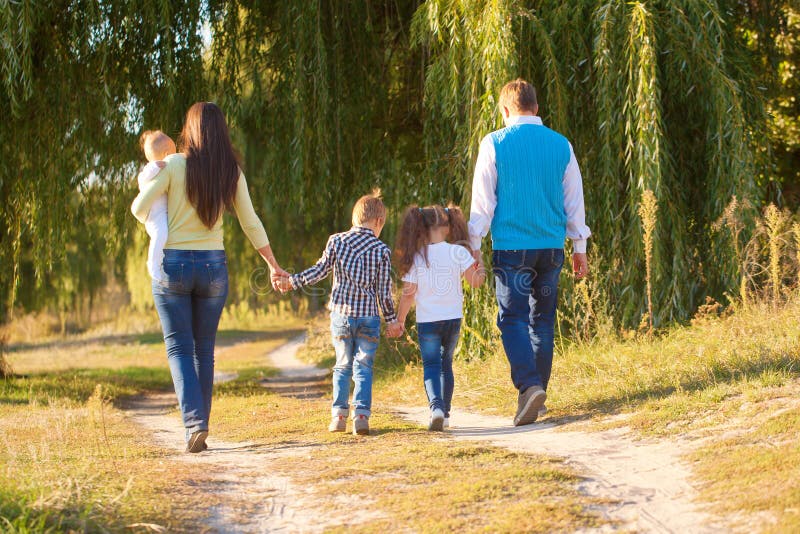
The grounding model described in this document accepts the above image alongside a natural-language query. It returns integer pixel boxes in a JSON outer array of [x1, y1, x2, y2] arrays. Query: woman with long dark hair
[[132, 102, 286, 452]]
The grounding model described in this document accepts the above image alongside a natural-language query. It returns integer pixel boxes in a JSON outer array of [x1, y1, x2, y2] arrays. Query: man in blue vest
[[468, 79, 591, 426]]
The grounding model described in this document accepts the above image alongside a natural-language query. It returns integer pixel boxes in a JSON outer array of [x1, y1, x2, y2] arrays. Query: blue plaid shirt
[[290, 226, 397, 323]]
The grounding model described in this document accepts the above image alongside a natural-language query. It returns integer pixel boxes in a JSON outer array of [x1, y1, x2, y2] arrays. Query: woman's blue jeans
[[417, 319, 461, 416], [152, 249, 228, 439], [493, 249, 564, 394]]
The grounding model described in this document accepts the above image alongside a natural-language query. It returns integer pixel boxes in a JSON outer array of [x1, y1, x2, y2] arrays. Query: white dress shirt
[[468, 115, 591, 253]]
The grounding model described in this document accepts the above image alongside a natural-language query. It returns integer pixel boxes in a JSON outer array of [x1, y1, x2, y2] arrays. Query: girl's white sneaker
[[443, 417, 450, 429], [429, 408, 445, 431]]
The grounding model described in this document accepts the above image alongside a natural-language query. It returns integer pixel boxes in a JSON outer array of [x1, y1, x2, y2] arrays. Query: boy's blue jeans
[[152, 249, 228, 441], [330, 311, 380, 418], [493, 248, 564, 394], [417, 319, 461, 417]]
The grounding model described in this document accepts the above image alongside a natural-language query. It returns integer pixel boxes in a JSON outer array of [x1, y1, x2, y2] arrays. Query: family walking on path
[[130, 79, 590, 450]]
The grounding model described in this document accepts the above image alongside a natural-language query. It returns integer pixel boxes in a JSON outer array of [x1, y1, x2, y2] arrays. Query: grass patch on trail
[[0, 320, 302, 532], [692, 403, 800, 533], [210, 390, 609, 532], [0, 386, 213, 532]]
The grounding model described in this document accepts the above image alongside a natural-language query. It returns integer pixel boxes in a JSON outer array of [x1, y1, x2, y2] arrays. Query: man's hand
[[155, 161, 167, 169], [386, 321, 404, 338], [572, 252, 589, 279]]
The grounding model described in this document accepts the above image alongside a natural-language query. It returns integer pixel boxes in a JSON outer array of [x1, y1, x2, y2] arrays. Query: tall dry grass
[[638, 190, 658, 333], [0, 333, 10, 378]]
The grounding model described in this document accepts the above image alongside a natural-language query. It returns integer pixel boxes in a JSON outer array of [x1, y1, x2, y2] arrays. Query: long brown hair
[[180, 102, 241, 229], [394, 203, 471, 276]]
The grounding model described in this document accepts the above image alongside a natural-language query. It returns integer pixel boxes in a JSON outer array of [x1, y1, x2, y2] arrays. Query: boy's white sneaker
[[428, 408, 445, 431], [329, 415, 347, 432]]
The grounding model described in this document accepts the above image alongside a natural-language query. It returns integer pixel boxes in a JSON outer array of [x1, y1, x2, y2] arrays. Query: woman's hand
[[255, 244, 289, 292], [269, 266, 290, 292]]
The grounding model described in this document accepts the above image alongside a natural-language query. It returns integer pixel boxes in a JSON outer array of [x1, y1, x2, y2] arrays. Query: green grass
[[0, 319, 303, 532], [0, 389, 213, 532], [210, 390, 609, 532], [4, 297, 799, 531], [298, 298, 800, 529]]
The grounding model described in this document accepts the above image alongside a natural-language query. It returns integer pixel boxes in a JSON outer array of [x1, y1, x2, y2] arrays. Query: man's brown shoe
[[514, 386, 546, 426]]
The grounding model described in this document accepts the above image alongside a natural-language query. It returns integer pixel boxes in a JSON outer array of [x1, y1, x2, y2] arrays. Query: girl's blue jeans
[[152, 249, 228, 440], [417, 318, 461, 416]]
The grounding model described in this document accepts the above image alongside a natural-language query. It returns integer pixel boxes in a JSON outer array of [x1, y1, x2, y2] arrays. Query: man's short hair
[[352, 188, 386, 226], [499, 79, 538, 113]]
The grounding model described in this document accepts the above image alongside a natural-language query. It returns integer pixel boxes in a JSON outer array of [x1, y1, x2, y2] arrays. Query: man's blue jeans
[[417, 319, 460, 416], [330, 312, 380, 418], [152, 249, 228, 440], [493, 249, 564, 393]]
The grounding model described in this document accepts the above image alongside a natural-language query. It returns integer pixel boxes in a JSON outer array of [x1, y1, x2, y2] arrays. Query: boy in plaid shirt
[[277, 190, 402, 435]]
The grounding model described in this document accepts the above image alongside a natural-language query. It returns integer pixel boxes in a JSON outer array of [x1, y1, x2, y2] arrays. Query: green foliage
[[0, 0, 207, 318], [1, 0, 796, 343]]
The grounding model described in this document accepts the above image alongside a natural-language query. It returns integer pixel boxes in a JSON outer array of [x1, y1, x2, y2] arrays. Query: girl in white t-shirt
[[393, 204, 485, 430]]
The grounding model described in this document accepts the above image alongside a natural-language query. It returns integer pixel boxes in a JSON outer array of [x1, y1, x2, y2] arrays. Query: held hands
[[386, 321, 404, 338], [274, 275, 293, 293], [269, 265, 292, 293]]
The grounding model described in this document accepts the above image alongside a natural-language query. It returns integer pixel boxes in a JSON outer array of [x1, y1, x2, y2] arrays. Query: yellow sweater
[[131, 153, 269, 250]]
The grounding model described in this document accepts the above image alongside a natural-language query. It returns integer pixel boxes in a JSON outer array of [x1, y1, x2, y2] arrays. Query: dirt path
[[252, 337, 727, 532], [126, 335, 729, 533], [394, 406, 725, 533], [125, 336, 376, 533], [260, 336, 328, 399]]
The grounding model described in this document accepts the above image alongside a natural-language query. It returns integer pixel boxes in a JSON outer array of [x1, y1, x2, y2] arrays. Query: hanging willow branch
[[0, 0, 778, 332]]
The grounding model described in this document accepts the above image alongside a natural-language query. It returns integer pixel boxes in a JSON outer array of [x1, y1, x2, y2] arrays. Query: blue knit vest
[[490, 123, 571, 250]]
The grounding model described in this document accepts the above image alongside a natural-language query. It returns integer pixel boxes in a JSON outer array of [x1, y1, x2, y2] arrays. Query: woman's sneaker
[[329, 415, 347, 432], [428, 408, 445, 431], [353, 414, 370, 435]]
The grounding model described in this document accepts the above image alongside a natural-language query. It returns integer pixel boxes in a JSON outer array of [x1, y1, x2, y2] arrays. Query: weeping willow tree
[[409, 0, 770, 329], [204, 0, 426, 305], [0, 0, 786, 338], [0, 1, 206, 320]]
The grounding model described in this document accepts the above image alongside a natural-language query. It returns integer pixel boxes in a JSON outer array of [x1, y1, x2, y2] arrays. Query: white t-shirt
[[401, 242, 476, 323], [137, 161, 169, 281]]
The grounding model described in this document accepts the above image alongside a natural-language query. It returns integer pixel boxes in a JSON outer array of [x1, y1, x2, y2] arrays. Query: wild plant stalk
[[763, 205, 786, 304], [639, 190, 658, 333], [713, 196, 748, 304], [0, 334, 10, 378], [793, 222, 800, 290], [576, 278, 594, 341]]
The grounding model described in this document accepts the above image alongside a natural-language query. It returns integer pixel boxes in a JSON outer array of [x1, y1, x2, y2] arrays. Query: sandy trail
[[395, 406, 725, 533], [242, 336, 726, 532], [126, 334, 731, 533], [125, 336, 376, 533]]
